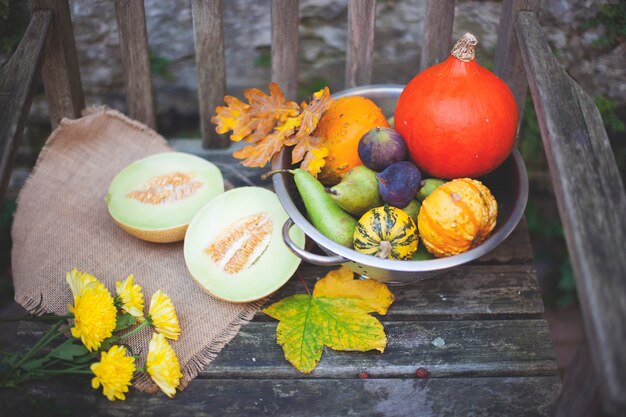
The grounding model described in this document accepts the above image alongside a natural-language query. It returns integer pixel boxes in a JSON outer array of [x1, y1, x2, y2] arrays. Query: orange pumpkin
[[394, 33, 518, 179], [315, 96, 389, 185], [417, 178, 497, 257]]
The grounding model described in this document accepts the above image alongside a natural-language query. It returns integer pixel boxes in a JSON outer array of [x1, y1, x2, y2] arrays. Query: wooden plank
[[516, 11, 626, 415], [270, 0, 299, 100], [420, 0, 455, 72], [345, 0, 376, 88], [494, 0, 540, 119], [0, 11, 52, 201], [192, 0, 229, 149], [32, 0, 85, 129], [1, 376, 560, 416], [114, 0, 156, 129], [265, 264, 543, 321], [200, 320, 556, 379], [17, 318, 556, 380]]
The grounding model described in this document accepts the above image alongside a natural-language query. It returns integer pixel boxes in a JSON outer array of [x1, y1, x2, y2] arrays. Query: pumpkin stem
[[378, 241, 392, 259], [451, 33, 477, 62]]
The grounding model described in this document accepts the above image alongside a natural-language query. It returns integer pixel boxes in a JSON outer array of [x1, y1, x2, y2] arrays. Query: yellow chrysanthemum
[[90, 345, 136, 401], [69, 285, 117, 351], [66, 268, 104, 300], [115, 274, 145, 322], [148, 290, 181, 340], [146, 332, 182, 398]]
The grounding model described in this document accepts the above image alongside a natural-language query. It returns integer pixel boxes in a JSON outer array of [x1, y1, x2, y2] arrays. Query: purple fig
[[376, 161, 422, 208], [358, 127, 407, 171]]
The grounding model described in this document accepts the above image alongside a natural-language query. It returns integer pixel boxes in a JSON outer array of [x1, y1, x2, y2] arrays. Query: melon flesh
[[184, 187, 304, 302], [106, 152, 224, 242]]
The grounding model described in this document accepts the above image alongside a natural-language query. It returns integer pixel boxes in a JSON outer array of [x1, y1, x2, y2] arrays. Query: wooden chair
[[1, 1, 625, 415]]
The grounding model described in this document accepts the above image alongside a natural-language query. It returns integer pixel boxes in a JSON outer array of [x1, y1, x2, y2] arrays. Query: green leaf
[[20, 357, 47, 371], [49, 340, 89, 361], [98, 336, 120, 352], [72, 351, 99, 364], [114, 313, 136, 332], [263, 266, 394, 373]]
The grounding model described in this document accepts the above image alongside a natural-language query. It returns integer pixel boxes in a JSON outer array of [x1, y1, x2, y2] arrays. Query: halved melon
[[106, 152, 224, 243], [184, 187, 305, 302]]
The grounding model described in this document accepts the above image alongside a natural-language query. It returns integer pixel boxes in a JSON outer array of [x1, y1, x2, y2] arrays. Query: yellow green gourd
[[353, 206, 418, 260]]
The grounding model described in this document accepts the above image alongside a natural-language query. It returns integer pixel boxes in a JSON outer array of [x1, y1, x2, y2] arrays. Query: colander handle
[[282, 218, 349, 266]]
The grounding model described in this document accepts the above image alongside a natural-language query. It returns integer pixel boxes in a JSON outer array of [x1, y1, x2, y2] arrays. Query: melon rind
[[106, 152, 224, 243], [183, 187, 305, 302]]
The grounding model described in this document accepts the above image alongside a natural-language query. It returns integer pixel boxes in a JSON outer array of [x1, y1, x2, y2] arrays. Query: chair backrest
[[1, 1, 625, 415]]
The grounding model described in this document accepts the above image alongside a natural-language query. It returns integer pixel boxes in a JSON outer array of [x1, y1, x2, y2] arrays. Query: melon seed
[[205, 212, 273, 274], [128, 172, 204, 205]]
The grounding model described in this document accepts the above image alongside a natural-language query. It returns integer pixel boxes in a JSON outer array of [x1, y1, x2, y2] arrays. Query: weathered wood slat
[[494, 0, 539, 118], [270, 0, 299, 100], [1, 376, 560, 417], [192, 0, 228, 149], [516, 11, 626, 415], [199, 320, 556, 379], [17, 318, 555, 380], [32, 0, 85, 129], [114, 0, 156, 129], [420, 0, 455, 72], [264, 263, 543, 321], [0, 11, 52, 201], [345, 0, 376, 88]]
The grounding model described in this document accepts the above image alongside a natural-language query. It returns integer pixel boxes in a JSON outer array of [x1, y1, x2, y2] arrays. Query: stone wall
[[19, 0, 626, 132]]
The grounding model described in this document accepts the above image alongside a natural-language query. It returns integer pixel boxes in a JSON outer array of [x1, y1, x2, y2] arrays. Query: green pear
[[415, 178, 446, 201], [401, 199, 421, 225], [327, 166, 383, 217]]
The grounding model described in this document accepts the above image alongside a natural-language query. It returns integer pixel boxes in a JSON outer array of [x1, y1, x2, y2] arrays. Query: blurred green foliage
[[149, 51, 173, 81], [254, 47, 272, 68], [581, 2, 626, 49], [0, 0, 27, 56], [297, 77, 331, 101]]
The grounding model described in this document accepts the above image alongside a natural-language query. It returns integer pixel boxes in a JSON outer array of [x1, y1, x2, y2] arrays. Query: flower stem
[[117, 319, 150, 340], [1, 319, 64, 385]]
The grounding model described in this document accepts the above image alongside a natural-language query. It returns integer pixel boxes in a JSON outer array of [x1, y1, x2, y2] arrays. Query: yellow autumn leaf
[[262, 266, 394, 373], [313, 266, 395, 315]]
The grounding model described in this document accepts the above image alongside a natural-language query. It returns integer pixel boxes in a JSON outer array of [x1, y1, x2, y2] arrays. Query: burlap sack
[[11, 108, 262, 392]]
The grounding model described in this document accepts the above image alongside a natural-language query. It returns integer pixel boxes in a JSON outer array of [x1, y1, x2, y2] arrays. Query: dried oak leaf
[[245, 82, 300, 125], [232, 116, 300, 168], [211, 95, 252, 142], [263, 266, 394, 373], [284, 87, 334, 175], [295, 86, 333, 139]]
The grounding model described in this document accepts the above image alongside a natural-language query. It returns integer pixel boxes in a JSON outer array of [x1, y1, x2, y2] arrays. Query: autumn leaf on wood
[[263, 266, 394, 373]]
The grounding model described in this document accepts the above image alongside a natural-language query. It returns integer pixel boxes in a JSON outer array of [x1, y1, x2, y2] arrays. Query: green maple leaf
[[263, 266, 394, 373]]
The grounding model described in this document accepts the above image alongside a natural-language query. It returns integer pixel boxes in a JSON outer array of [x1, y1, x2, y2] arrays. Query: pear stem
[[260, 169, 295, 180]]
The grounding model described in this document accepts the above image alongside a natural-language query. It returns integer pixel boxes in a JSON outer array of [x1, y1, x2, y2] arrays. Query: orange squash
[[417, 178, 497, 257], [394, 33, 518, 179], [315, 96, 389, 185]]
